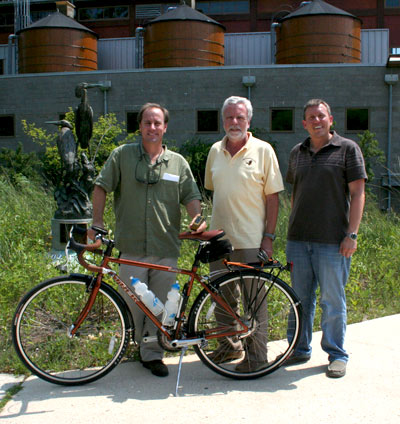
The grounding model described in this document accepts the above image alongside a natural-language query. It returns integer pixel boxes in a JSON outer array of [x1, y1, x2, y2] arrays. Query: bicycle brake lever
[[258, 249, 270, 263]]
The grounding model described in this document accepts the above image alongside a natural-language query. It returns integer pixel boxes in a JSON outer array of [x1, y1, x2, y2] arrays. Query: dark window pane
[[197, 110, 219, 132], [196, 1, 249, 15], [271, 109, 293, 132], [386, 0, 400, 7], [0, 59, 3, 75], [115, 7, 129, 18], [0, 116, 15, 137], [346, 109, 369, 131], [127, 112, 139, 133]]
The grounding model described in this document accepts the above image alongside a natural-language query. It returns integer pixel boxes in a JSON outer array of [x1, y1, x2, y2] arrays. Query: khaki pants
[[210, 248, 268, 361], [119, 254, 177, 362]]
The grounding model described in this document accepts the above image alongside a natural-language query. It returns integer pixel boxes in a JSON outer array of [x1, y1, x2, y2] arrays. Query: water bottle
[[162, 282, 181, 326], [130, 277, 165, 316]]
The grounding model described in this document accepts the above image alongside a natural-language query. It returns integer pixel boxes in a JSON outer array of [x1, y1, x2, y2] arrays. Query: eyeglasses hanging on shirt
[[135, 156, 163, 185]]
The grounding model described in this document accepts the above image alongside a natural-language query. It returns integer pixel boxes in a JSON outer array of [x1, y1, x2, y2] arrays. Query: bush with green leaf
[[178, 138, 212, 189], [0, 143, 42, 185], [21, 111, 137, 187], [356, 130, 385, 190]]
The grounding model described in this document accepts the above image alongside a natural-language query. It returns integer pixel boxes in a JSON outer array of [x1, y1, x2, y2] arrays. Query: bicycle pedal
[[142, 336, 158, 343]]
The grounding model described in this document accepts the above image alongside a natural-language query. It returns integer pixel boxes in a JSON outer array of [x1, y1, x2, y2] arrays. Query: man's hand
[[339, 236, 357, 258], [189, 215, 207, 233], [87, 225, 105, 241], [261, 236, 273, 259]]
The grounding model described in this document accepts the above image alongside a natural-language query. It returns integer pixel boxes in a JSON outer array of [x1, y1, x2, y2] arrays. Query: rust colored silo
[[275, 0, 362, 64], [143, 4, 225, 68], [17, 12, 98, 73]]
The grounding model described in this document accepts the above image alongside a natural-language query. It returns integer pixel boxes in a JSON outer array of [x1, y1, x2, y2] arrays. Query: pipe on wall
[[384, 73, 399, 211]]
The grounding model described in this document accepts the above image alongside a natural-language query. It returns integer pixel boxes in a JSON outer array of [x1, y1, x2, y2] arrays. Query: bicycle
[[12, 227, 302, 389]]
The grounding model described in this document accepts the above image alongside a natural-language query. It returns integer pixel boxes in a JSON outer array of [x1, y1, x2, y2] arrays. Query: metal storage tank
[[275, 0, 362, 64], [143, 4, 225, 68], [17, 12, 98, 73]]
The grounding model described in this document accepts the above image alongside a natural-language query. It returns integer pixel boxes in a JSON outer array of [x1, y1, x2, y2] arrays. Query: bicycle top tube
[[67, 226, 290, 275]]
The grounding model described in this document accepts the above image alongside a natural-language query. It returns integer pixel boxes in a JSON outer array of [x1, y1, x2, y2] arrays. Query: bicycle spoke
[[13, 277, 129, 385], [189, 270, 302, 379]]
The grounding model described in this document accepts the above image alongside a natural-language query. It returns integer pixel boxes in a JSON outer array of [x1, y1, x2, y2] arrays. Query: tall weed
[[0, 178, 399, 374]]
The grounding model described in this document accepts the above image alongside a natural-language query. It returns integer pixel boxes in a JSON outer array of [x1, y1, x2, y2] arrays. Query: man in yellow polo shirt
[[204, 96, 284, 372]]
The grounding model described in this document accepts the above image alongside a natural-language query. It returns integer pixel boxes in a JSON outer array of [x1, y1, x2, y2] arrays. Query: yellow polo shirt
[[205, 133, 284, 249]]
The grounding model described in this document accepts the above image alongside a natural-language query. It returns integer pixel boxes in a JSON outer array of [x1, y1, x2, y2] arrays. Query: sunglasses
[[135, 156, 163, 185]]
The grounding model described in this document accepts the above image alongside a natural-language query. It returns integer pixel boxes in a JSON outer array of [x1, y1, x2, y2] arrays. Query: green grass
[[1, 176, 399, 375]]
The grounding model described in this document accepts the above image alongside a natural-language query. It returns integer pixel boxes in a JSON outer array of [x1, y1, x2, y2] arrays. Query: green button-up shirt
[[95, 143, 201, 257]]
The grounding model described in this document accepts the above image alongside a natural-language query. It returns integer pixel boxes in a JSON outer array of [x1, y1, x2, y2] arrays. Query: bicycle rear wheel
[[12, 275, 130, 386], [188, 270, 302, 379]]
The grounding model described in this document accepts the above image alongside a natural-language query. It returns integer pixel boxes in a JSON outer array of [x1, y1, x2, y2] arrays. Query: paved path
[[1, 314, 399, 424]]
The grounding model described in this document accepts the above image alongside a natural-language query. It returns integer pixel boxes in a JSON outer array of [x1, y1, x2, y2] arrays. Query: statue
[[46, 84, 96, 220]]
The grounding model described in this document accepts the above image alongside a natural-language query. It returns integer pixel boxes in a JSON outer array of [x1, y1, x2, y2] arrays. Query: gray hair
[[222, 96, 253, 121], [303, 99, 332, 119]]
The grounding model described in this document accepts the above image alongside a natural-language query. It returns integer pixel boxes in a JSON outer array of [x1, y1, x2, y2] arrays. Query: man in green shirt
[[90, 103, 206, 377]]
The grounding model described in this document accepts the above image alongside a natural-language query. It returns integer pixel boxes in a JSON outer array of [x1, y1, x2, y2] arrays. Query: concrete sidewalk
[[1, 314, 399, 424]]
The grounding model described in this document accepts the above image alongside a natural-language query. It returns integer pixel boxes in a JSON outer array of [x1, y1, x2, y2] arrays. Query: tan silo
[[275, 0, 362, 64], [17, 12, 98, 73], [143, 4, 225, 68]]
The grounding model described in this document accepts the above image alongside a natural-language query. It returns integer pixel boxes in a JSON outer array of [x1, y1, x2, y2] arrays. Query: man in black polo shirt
[[285, 99, 367, 378]]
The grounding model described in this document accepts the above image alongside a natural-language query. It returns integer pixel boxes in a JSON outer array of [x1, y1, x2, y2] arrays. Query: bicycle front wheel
[[12, 275, 130, 386], [188, 270, 302, 379]]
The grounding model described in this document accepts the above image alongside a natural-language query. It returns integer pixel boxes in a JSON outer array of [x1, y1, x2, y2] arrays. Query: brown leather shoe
[[235, 358, 269, 372], [207, 347, 243, 364]]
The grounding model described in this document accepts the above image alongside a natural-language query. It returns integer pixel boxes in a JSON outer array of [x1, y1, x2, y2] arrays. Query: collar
[[222, 131, 253, 152], [137, 142, 171, 163], [300, 131, 341, 151]]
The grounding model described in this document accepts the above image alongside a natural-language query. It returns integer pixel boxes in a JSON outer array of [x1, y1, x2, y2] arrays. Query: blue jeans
[[286, 241, 351, 363]]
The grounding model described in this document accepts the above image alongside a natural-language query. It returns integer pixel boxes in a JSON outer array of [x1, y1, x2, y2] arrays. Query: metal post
[[384, 74, 399, 211]]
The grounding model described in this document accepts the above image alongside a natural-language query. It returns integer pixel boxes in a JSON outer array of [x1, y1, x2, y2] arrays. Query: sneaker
[[282, 353, 311, 366], [235, 358, 269, 372], [141, 359, 169, 377], [326, 360, 346, 378], [207, 347, 243, 364]]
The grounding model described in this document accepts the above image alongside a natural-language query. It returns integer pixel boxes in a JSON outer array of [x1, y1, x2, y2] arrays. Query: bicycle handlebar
[[68, 228, 105, 273]]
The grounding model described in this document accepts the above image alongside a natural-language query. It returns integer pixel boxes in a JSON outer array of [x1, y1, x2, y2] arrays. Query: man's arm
[[261, 192, 280, 258], [339, 178, 365, 258], [185, 199, 207, 232], [88, 185, 107, 240]]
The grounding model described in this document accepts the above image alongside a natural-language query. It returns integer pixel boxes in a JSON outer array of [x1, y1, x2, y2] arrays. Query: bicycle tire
[[12, 275, 130, 386], [188, 270, 302, 379]]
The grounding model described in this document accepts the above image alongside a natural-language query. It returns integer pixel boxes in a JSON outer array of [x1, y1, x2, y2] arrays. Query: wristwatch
[[346, 232, 358, 240], [263, 232, 276, 241]]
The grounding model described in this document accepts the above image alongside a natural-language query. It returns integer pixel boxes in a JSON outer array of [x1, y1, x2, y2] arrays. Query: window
[[31, 11, 53, 23], [0, 12, 14, 26], [197, 110, 219, 133], [346, 109, 369, 132], [135, 4, 179, 20], [127, 112, 139, 133], [386, 0, 400, 7], [0, 59, 3, 75], [270, 109, 294, 132], [196, 0, 249, 15], [79, 6, 129, 21], [0, 115, 15, 137]]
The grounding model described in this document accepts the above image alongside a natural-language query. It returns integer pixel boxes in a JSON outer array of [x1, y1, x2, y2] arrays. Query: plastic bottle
[[162, 282, 181, 326], [130, 277, 165, 316]]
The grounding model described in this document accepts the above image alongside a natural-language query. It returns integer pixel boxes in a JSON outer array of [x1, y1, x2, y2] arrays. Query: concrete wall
[[0, 64, 399, 189]]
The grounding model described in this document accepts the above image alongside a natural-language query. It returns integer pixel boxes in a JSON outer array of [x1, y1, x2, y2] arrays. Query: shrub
[[356, 130, 385, 191], [178, 138, 212, 190]]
